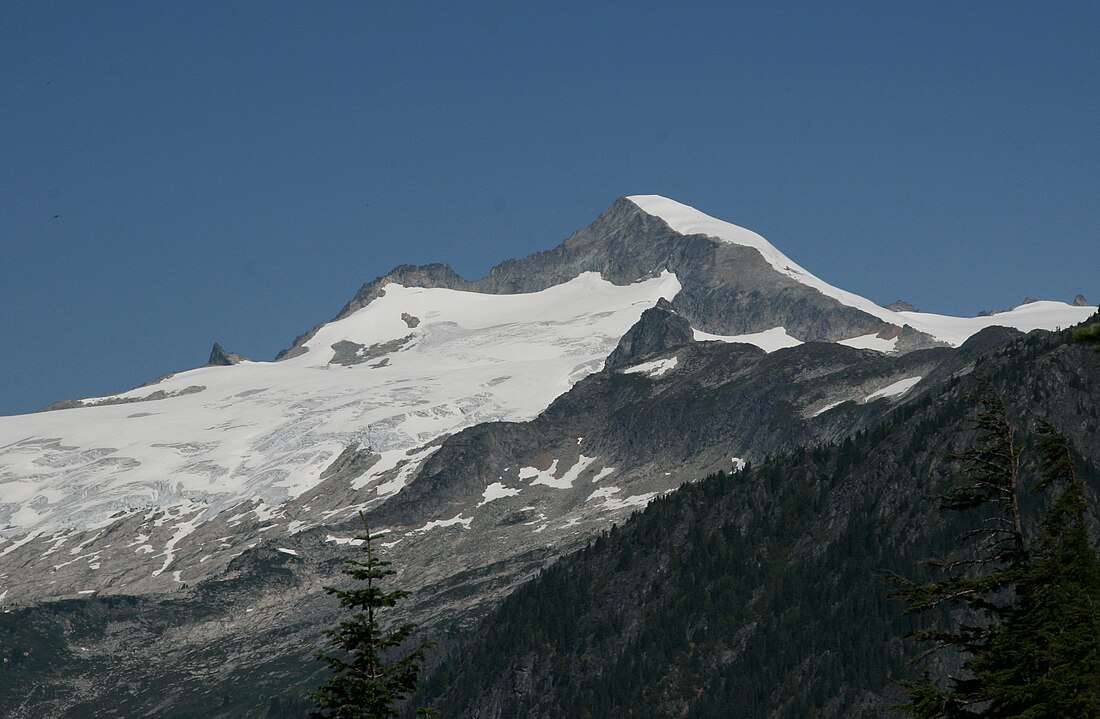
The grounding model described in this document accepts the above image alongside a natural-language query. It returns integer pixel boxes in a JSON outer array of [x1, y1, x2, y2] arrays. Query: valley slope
[[0, 197, 1092, 717]]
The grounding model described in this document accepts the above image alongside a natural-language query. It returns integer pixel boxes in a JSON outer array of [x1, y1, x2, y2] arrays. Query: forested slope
[[413, 324, 1100, 718]]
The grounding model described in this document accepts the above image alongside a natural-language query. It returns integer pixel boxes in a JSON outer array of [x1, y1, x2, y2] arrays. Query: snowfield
[[0, 196, 1093, 548], [629, 196, 1096, 347], [0, 272, 680, 537]]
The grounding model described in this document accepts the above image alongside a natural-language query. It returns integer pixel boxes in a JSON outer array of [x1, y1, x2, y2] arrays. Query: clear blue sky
[[2, 1, 1097, 416]]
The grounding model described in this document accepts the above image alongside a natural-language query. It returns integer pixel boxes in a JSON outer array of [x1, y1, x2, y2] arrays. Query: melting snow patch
[[0, 531, 42, 559], [276, 547, 299, 556], [414, 514, 472, 533], [151, 508, 204, 577], [587, 487, 622, 502], [731, 457, 746, 471], [478, 482, 521, 507], [812, 400, 845, 417], [863, 377, 922, 402], [325, 535, 365, 546], [591, 467, 616, 483], [838, 334, 898, 353], [692, 327, 802, 352], [622, 356, 679, 377], [524, 455, 598, 489], [601, 491, 659, 511]]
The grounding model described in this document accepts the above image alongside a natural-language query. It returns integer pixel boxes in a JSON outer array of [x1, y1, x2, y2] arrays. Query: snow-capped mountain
[[0, 196, 1092, 599], [0, 196, 1093, 716]]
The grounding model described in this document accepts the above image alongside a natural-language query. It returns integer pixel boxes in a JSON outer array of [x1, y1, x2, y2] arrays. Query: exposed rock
[[275, 198, 942, 359], [401, 312, 421, 328], [329, 334, 415, 366], [885, 300, 917, 312], [605, 298, 695, 370], [207, 343, 248, 366], [1074, 294, 1089, 306]]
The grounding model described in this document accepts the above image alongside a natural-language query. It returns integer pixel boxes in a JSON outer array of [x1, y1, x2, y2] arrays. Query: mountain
[[0, 196, 1093, 717], [414, 325, 1100, 719]]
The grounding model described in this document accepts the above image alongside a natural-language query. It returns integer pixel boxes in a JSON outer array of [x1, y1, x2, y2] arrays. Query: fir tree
[[971, 423, 1100, 717], [891, 395, 1100, 718], [312, 513, 436, 719]]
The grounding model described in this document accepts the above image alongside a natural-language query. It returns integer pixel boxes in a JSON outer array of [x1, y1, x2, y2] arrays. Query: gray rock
[[276, 198, 944, 359], [207, 343, 248, 366], [605, 298, 694, 370]]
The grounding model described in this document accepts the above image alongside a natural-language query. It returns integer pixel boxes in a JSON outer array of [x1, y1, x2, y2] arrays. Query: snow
[[151, 506, 204, 577], [693, 327, 803, 352], [413, 514, 473, 533], [838, 334, 899, 352], [0, 195, 1092, 554], [523, 455, 598, 490], [276, 547, 298, 556], [631, 196, 1096, 346], [629, 196, 905, 324], [895, 301, 1095, 347], [622, 356, 679, 377], [864, 376, 922, 402], [478, 482, 521, 507], [591, 467, 616, 483], [811, 400, 846, 417], [0, 271, 680, 538], [325, 535, 365, 546]]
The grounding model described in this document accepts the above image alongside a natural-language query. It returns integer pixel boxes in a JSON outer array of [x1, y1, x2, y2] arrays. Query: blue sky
[[2, 1, 1097, 416]]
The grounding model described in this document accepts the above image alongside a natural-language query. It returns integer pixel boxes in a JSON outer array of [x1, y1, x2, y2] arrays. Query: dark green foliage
[[894, 405, 1100, 718], [1074, 312, 1100, 350], [312, 514, 435, 719]]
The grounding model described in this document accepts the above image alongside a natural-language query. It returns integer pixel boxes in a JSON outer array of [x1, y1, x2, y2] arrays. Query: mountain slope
[[0, 196, 1093, 717], [413, 325, 1100, 719]]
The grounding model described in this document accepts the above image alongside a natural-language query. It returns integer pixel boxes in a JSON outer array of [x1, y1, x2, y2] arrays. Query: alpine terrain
[[0, 196, 1094, 718]]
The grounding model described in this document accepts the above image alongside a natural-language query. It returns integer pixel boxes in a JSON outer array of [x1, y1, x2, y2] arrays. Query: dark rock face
[[1074, 294, 1089, 306], [207, 342, 247, 366], [277, 198, 941, 359], [604, 298, 694, 370]]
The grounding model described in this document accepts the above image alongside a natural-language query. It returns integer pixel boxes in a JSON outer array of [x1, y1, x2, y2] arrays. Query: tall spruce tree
[[312, 513, 436, 719], [892, 395, 1100, 718]]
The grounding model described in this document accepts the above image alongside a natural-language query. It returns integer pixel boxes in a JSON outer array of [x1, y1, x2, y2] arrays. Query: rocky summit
[[0, 196, 1094, 717]]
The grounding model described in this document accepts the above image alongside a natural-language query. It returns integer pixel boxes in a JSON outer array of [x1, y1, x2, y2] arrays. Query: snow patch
[[414, 514, 473, 533], [478, 482, 521, 507], [693, 327, 802, 352], [838, 334, 898, 353], [622, 356, 679, 377], [591, 467, 616, 483], [811, 400, 846, 417], [524, 455, 598, 490], [864, 376, 922, 402]]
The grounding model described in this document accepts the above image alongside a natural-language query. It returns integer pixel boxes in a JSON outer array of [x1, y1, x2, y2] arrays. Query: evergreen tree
[[971, 423, 1100, 717], [312, 513, 436, 719], [892, 396, 1100, 718], [1075, 319, 1100, 350]]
